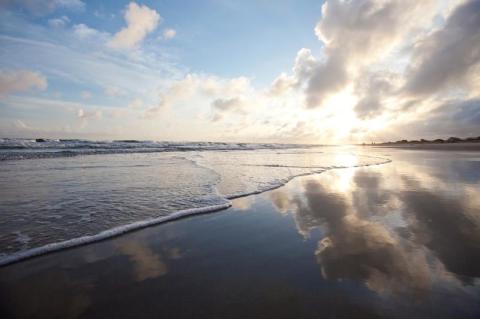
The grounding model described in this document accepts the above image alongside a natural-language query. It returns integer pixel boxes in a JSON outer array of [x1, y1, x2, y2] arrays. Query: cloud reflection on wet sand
[[268, 154, 480, 300]]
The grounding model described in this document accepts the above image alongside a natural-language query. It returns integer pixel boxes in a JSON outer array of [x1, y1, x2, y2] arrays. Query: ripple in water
[[0, 146, 389, 265]]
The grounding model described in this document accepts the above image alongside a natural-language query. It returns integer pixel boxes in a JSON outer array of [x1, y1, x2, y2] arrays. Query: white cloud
[[0, 70, 47, 97], [144, 73, 254, 117], [109, 2, 161, 49], [261, 0, 480, 143], [270, 0, 438, 109], [269, 72, 295, 96], [73, 24, 101, 39], [77, 108, 102, 119], [163, 28, 176, 40], [48, 16, 70, 28], [0, 27, 181, 110], [1, 0, 478, 143], [269, 48, 318, 97]]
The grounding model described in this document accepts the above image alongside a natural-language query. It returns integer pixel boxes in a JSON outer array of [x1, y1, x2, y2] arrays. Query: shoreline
[[369, 142, 480, 151], [0, 155, 392, 268], [1, 148, 479, 318], [0, 203, 231, 267]]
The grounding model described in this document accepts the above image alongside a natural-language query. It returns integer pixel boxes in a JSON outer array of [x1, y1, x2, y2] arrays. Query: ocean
[[0, 139, 389, 265]]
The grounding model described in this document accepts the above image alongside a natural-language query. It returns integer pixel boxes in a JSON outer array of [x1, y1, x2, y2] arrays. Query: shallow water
[[0, 145, 386, 264], [0, 148, 479, 318]]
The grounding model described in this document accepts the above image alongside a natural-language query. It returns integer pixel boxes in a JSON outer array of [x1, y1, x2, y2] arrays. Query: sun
[[322, 89, 360, 140]]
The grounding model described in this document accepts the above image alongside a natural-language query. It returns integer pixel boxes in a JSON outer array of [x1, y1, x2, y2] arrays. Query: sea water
[[0, 139, 389, 265]]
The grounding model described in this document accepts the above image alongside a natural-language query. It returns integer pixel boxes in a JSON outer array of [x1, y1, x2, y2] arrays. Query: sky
[[0, 0, 479, 143]]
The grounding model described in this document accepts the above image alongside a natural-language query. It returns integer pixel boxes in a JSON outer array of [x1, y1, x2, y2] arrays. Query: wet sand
[[1, 148, 480, 319]]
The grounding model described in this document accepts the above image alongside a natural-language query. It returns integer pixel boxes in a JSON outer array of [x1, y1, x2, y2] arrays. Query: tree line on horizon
[[364, 136, 480, 145]]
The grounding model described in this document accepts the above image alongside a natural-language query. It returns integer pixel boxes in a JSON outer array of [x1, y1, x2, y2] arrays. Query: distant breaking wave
[[0, 138, 318, 161]]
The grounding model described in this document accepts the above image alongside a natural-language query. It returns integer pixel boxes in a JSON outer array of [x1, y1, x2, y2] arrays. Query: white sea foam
[[0, 203, 231, 267], [0, 146, 392, 267]]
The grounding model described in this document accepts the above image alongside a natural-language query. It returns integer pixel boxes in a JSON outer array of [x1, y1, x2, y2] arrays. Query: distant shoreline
[[369, 142, 480, 151], [360, 136, 480, 151]]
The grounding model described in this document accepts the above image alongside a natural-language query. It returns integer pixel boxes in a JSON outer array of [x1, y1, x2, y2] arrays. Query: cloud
[[304, 54, 348, 108], [269, 48, 317, 97], [393, 98, 480, 138], [211, 97, 243, 111], [48, 16, 70, 28], [270, 0, 437, 109], [353, 72, 401, 119], [104, 86, 124, 97], [310, 0, 436, 107], [128, 98, 144, 109], [0, 70, 47, 97], [1, 0, 84, 15], [404, 0, 480, 96], [144, 73, 254, 118], [163, 28, 176, 40], [108, 2, 161, 49], [264, 0, 480, 142], [1, 0, 477, 142], [0, 22, 182, 104], [269, 73, 294, 96], [72, 24, 101, 39], [77, 108, 102, 120], [211, 97, 245, 122]]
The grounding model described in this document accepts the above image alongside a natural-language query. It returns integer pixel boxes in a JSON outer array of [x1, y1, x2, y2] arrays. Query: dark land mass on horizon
[[365, 136, 480, 145], [362, 136, 480, 151]]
